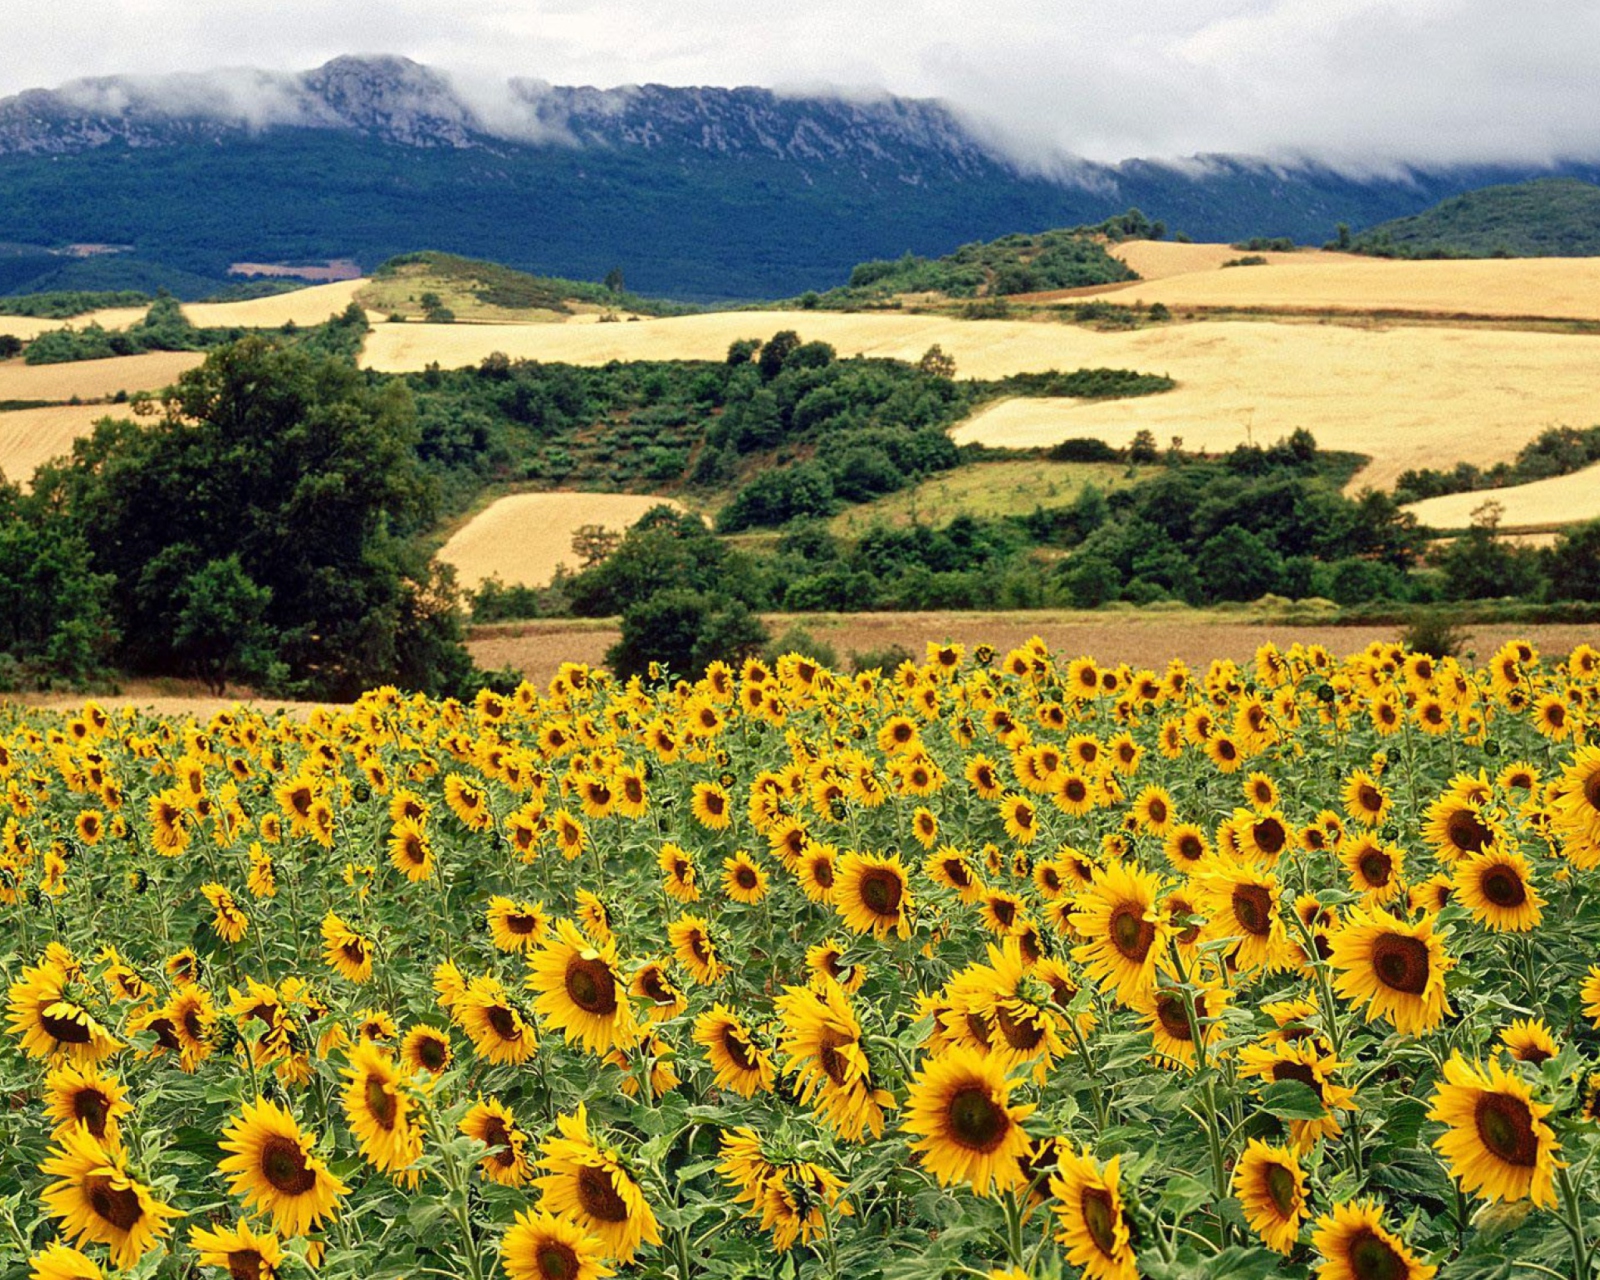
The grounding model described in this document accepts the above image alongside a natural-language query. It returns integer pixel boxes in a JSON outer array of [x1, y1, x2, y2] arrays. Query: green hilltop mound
[[359, 251, 698, 321], [1349, 177, 1600, 258], [801, 209, 1157, 308]]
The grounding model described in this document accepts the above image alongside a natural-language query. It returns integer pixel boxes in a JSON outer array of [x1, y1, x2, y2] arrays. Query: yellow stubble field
[[0, 350, 203, 403], [0, 404, 130, 487], [437, 492, 687, 590], [1404, 459, 1600, 531]]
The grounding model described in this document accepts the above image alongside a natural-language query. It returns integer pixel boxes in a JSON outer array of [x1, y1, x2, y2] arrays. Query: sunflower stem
[[1556, 1164, 1592, 1280], [1063, 1012, 1110, 1133], [1000, 1188, 1026, 1268]]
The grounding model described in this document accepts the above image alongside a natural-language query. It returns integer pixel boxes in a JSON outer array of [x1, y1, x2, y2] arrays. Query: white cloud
[[3, 0, 1598, 170]]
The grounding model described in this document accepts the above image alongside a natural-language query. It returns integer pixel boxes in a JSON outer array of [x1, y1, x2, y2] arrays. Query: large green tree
[[41, 336, 471, 697]]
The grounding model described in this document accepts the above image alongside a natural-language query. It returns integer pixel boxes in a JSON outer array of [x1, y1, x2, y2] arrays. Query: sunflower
[[629, 960, 687, 1023], [26, 1242, 105, 1280], [1310, 1198, 1437, 1280], [1421, 793, 1500, 863], [461, 1097, 533, 1187], [1500, 1017, 1558, 1065], [534, 1104, 661, 1262], [1340, 774, 1392, 836], [387, 818, 434, 882], [201, 882, 249, 943], [319, 913, 374, 984], [1070, 860, 1170, 1006], [340, 1042, 423, 1178], [693, 1005, 775, 1097], [1130, 785, 1176, 835], [794, 841, 838, 903], [902, 1047, 1035, 1196], [1050, 1146, 1138, 1280], [44, 1062, 132, 1145], [1050, 771, 1096, 818], [166, 986, 217, 1072], [926, 845, 983, 902], [1232, 1139, 1306, 1253], [6, 959, 122, 1065], [400, 1024, 454, 1077], [456, 978, 539, 1065], [776, 979, 894, 1142], [40, 1124, 181, 1267], [526, 919, 638, 1056], [487, 896, 550, 953], [501, 1207, 614, 1280], [657, 843, 700, 902], [805, 938, 867, 993], [1133, 974, 1231, 1067], [443, 773, 494, 831], [1163, 823, 1210, 873], [722, 850, 769, 904], [1552, 744, 1600, 846], [1240, 1039, 1358, 1151], [1192, 855, 1290, 974], [691, 781, 733, 830], [217, 1097, 347, 1236], [833, 850, 914, 941], [1337, 833, 1405, 905], [188, 1220, 286, 1280], [1453, 846, 1544, 932], [1000, 793, 1041, 841], [668, 915, 726, 985], [1428, 1052, 1562, 1206], [1328, 906, 1454, 1036]]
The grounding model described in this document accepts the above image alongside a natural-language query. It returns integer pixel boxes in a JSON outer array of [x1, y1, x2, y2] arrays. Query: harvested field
[[829, 458, 1128, 534], [0, 349, 203, 402], [0, 306, 149, 341], [1405, 459, 1600, 530], [0, 403, 132, 487], [182, 278, 368, 328], [1073, 254, 1600, 321], [364, 314, 1600, 494], [1105, 240, 1325, 280], [437, 492, 687, 590], [467, 610, 1600, 689]]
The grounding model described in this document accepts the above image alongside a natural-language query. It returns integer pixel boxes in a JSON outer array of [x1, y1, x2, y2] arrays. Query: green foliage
[[1394, 425, 1600, 506], [997, 368, 1175, 399], [1399, 610, 1469, 658], [376, 251, 695, 317], [817, 214, 1144, 305], [0, 289, 152, 317], [606, 588, 768, 680], [1230, 237, 1297, 252], [763, 622, 839, 669], [36, 336, 470, 697], [1220, 254, 1269, 267], [1545, 519, 1600, 601], [1346, 177, 1600, 258], [0, 335, 21, 359], [1436, 525, 1544, 601]]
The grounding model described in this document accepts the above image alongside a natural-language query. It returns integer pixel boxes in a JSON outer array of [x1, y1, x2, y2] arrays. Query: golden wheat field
[[0, 307, 151, 342], [0, 403, 131, 488], [438, 493, 690, 590], [181, 278, 372, 328], [0, 349, 204, 403], [1106, 240, 1328, 281], [1404, 460, 1600, 530], [1075, 253, 1600, 321]]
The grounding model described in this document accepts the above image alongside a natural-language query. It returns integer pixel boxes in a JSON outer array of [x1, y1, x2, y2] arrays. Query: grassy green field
[[826, 457, 1129, 534]]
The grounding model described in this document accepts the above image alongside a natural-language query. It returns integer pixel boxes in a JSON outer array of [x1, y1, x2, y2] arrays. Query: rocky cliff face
[[0, 55, 1012, 182]]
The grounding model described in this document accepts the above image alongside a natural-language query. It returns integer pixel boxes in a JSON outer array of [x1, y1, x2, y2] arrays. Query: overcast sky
[[5, 0, 1599, 171]]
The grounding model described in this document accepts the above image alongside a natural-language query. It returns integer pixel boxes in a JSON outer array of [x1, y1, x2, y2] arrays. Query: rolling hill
[[1351, 177, 1600, 257]]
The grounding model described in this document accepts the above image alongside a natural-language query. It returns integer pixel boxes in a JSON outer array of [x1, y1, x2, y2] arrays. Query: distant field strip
[[0, 350, 203, 402], [0, 307, 149, 341], [363, 314, 1600, 493], [1404, 460, 1600, 530], [437, 492, 686, 590], [1074, 254, 1600, 321], [0, 404, 127, 488], [181, 279, 369, 328], [1105, 240, 1326, 280]]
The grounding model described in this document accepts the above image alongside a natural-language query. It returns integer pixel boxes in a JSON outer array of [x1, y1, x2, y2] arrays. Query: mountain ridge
[[3, 57, 1599, 300]]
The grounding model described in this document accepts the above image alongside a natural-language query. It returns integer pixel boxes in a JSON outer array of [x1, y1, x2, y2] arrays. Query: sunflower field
[[4, 637, 1600, 1280]]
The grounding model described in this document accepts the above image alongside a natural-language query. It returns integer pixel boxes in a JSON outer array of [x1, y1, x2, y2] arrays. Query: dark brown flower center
[[364, 1075, 398, 1129], [486, 1004, 520, 1040], [735, 866, 758, 890], [1480, 865, 1527, 908], [1358, 849, 1393, 887], [417, 1036, 448, 1071], [576, 1164, 630, 1222], [994, 1005, 1046, 1051], [535, 1240, 580, 1280], [73, 1088, 112, 1138], [859, 868, 903, 917], [1232, 884, 1274, 936], [1474, 1092, 1540, 1166], [722, 1024, 759, 1071], [481, 1116, 515, 1165], [226, 1248, 267, 1280], [1081, 1186, 1120, 1256], [41, 1006, 93, 1045], [944, 1083, 1009, 1152], [989, 896, 1017, 927], [1583, 768, 1600, 810], [1371, 933, 1431, 995], [1252, 818, 1287, 856], [261, 1135, 319, 1195], [1446, 808, 1491, 854], [1358, 784, 1383, 812], [1109, 903, 1156, 963], [817, 1030, 855, 1085], [85, 1174, 145, 1231], [1263, 1162, 1299, 1219], [565, 956, 619, 1016], [505, 911, 540, 935], [1346, 1228, 1407, 1280], [1272, 1061, 1326, 1102], [1064, 779, 1088, 803]]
